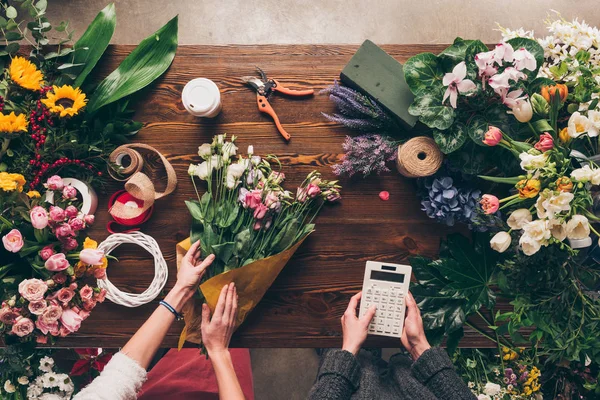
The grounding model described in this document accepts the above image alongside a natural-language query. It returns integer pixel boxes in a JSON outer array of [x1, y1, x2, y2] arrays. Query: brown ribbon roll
[[396, 136, 443, 178], [108, 144, 178, 220]]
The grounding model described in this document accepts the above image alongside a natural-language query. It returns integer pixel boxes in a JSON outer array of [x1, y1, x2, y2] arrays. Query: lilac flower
[[332, 134, 398, 178]]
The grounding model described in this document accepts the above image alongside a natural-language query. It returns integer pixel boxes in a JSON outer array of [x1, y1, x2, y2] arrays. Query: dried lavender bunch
[[333, 134, 398, 177], [321, 81, 401, 133]]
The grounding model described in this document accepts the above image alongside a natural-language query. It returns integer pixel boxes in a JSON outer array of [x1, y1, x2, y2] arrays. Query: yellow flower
[[83, 237, 98, 249], [559, 127, 570, 144], [0, 172, 26, 192], [0, 112, 28, 134], [9, 56, 44, 90], [26, 190, 41, 198], [74, 261, 87, 278], [41, 85, 87, 117], [516, 179, 541, 199]]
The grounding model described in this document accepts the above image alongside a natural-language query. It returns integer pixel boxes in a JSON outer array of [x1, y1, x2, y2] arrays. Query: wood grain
[[44, 44, 506, 349]]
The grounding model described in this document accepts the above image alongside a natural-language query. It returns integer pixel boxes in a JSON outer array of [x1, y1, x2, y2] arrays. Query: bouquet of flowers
[[0, 174, 107, 345], [178, 134, 341, 345]]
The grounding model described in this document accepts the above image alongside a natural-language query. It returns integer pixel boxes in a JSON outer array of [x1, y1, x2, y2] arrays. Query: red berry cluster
[[29, 95, 53, 149], [0, 96, 4, 113], [28, 157, 102, 188]]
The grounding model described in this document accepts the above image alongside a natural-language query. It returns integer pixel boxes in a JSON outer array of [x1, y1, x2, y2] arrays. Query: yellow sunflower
[[0, 172, 26, 192], [26, 190, 41, 198], [42, 85, 87, 117], [9, 56, 44, 91], [0, 112, 28, 134]]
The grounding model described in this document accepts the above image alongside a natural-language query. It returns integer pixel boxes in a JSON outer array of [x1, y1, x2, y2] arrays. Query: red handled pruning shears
[[241, 67, 314, 141]]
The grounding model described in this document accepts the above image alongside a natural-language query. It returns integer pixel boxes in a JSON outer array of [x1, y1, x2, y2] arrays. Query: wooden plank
[[35, 44, 504, 349]]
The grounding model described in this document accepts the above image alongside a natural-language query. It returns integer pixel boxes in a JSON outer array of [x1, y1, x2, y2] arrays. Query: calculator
[[358, 261, 412, 338]]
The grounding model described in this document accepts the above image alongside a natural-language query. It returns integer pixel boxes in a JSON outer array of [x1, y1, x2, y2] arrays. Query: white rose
[[568, 111, 597, 138], [197, 143, 212, 159], [222, 142, 238, 161], [571, 165, 595, 182], [543, 192, 574, 217], [520, 234, 542, 255], [522, 220, 551, 242], [566, 215, 590, 239], [3, 380, 15, 393], [490, 232, 511, 253], [17, 376, 28, 385], [484, 382, 501, 396], [507, 208, 532, 230], [519, 152, 547, 171], [548, 219, 568, 241]]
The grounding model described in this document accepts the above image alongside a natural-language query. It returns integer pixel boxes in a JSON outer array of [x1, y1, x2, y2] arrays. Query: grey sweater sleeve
[[308, 350, 361, 400], [411, 347, 476, 400]]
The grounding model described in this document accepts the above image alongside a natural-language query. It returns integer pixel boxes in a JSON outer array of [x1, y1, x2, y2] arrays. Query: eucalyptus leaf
[[5, 6, 17, 19], [433, 122, 467, 154], [4, 31, 22, 41], [87, 15, 178, 113], [403, 52, 444, 96]]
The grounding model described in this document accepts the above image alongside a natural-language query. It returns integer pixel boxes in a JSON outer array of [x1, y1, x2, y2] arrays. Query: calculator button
[[374, 296, 380, 303], [392, 327, 400, 334], [389, 297, 395, 304], [384, 322, 392, 333], [394, 313, 402, 320], [386, 312, 394, 319], [393, 319, 401, 327], [374, 288, 381, 295], [382, 290, 388, 296], [396, 305, 403, 312], [376, 325, 384, 333], [364, 302, 371, 309], [380, 304, 388, 311], [381, 296, 387, 303], [365, 294, 372, 301]]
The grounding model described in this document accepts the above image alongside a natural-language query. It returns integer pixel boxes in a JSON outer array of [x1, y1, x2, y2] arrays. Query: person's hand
[[175, 240, 215, 296], [341, 292, 376, 356], [201, 282, 238, 356], [401, 291, 431, 360]]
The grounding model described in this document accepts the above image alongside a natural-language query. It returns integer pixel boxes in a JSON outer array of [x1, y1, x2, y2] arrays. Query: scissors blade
[[241, 76, 265, 92]]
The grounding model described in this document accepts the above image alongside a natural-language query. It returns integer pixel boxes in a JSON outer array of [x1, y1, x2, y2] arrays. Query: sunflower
[[42, 85, 87, 117], [26, 190, 41, 198], [9, 56, 44, 91], [0, 172, 26, 192], [0, 112, 28, 134]]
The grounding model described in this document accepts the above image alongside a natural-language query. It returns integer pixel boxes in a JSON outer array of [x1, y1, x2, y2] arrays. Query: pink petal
[[453, 61, 467, 81], [457, 79, 476, 93], [443, 86, 452, 105], [449, 88, 458, 109], [442, 72, 455, 86]]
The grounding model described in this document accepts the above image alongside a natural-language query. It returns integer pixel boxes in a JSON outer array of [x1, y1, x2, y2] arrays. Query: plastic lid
[[182, 78, 220, 115]]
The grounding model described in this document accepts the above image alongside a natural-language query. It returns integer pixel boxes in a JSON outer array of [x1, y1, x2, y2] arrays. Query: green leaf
[[4, 31, 22, 41], [433, 122, 467, 154], [70, 3, 116, 88], [467, 115, 489, 146], [5, 6, 17, 19], [35, 0, 47, 13], [528, 77, 555, 95], [438, 37, 473, 67], [403, 52, 444, 96], [87, 15, 178, 113], [409, 92, 455, 130], [5, 42, 19, 55], [531, 118, 555, 134], [464, 40, 488, 78], [233, 228, 251, 259], [549, 61, 568, 79], [273, 219, 299, 253], [185, 200, 203, 221], [506, 37, 544, 79], [212, 242, 234, 266], [446, 327, 464, 355]]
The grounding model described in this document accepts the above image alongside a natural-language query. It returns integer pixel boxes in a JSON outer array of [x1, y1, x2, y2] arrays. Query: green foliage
[[403, 52, 444, 96], [407, 91, 455, 130], [506, 37, 544, 78], [432, 122, 467, 154]]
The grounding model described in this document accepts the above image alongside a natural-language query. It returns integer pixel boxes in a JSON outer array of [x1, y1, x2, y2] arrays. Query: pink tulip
[[80, 248, 105, 266], [39, 246, 55, 261], [45, 253, 70, 272], [2, 229, 24, 253], [30, 206, 49, 230], [483, 126, 503, 146], [49, 206, 66, 222], [480, 194, 500, 214], [534, 132, 554, 152], [45, 175, 64, 191]]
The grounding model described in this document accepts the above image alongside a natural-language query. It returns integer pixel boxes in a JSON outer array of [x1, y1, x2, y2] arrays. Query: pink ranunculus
[[60, 309, 83, 332], [45, 253, 70, 272], [35, 317, 58, 335], [11, 316, 34, 337], [39, 245, 55, 261], [49, 206, 66, 222], [45, 175, 64, 191], [534, 132, 554, 152], [65, 205, 79, 218], [82, 298, 97, 311], [52, 273, 67, 284], [253, 203, 268, 220], [307, 184, 321, 198], [18, 279, 48, 302], [69, 218, 85, 231], [483, 126, 503, 146], [40, 304, 63, 324], [0, 307, 20, 325], [94, 288, 107, 303], [79, 285, 93, 301], [28, 300, 47, 315], [30, 206, 49, 230], [54, 223, 73, 239], [84, 214, 95, 225], [79, 310, 91, 320], [244, 189, 262, 209], [2, 229, 24, 253], [480, 194, 500, 215], [56, 288, 75, 304], [36, 334, 48, 344], [93, 268, 106, 279], [62, 237, 78, 251], [80, 248, 105, 266], [62, 185, 78, 199]]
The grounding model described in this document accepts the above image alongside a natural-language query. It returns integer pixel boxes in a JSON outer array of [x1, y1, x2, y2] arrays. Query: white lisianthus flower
[[523, 219, 551, 242], [247, 145, 254, 156], [225, 163, 247, 189], [4, 380, 16, 393], [520, 234, 542, 255], [507, 208, 532, 229], [490, 232, 511, 253], [39, 356, 54, 373], [197, 143, 212, 159], [519, 151, 547, 171], [39, 394, 63, 400], [571, 164, 595, 182], [209, 155, 224, 170], [548, 219, 568, 241], [484, 382, 502, 396], [568, 112, 597, 138], [222, 141, 238, 162], [543, 192, 574, 217], [17, 376, 28, 385], [566, 215, 590, 239]]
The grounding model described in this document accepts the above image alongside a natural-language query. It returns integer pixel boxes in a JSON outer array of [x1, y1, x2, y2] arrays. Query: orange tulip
[[541, 84, 568, 102]]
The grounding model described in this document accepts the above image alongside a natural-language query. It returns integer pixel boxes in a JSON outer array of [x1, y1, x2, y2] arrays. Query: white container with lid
[[181, 78, 222, 118]]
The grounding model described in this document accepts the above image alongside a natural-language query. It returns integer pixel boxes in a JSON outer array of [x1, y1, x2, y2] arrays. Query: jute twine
[[108, 144, 177, 219], [396, 136, 443, 178]]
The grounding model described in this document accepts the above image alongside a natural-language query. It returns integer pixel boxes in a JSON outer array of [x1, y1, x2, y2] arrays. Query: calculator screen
[[370, 270, 405, 283]]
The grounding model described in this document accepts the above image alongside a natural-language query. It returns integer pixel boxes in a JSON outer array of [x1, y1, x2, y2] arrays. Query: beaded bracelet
[[159, 300, 183, 321]]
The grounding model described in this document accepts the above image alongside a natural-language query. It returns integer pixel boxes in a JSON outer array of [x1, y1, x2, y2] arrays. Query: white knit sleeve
[[73, 352, 147, 400]]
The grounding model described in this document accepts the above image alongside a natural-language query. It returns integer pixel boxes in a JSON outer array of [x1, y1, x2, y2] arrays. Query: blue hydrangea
[[421, 176, 482, 227]]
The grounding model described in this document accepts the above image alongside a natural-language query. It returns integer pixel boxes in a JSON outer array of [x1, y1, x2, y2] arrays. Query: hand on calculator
[[341, 292, 376, 356], [401, 292, 431, 360]]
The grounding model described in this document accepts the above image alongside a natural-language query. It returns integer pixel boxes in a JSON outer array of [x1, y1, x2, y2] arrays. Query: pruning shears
[[241, 67, 314, 141]]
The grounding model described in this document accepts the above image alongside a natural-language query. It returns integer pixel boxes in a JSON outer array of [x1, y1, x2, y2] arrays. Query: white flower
[[519, 151, 547, 171], [209, 155, 223, 170], [27, 383, 44, 398], [484, 382, 502, 396], [221, 142, 238, 162], [548, 219, 568, 241], [571, 164, 595, 182], [566, 215, 590, 239], [568, 112, 597, 138], [490, 232, 511, 253], [39, 356, 54, 373], [507, 208, 532, 229], [41, 372, 59, 389], [197, 143, 212, 158], [520, 234, 542, 256], [513, 48, 537, 71], [188, 162, 211, 180], [4, 380, 16, 393], [489, 67, 526, 93], [442, 61, 476, 108], [39, 394, 63, 400], [468, 382, 475, 389], [523, 220, 551, 242], [543, 192, 574, 218], [247, 145, 254, 156], [225, 163, 247, 189], [477, 395, 491, 400], [55, 374, 74, 393], [18, 376, 29, 385], [535, 196, 548, 219], [510, 99, 533, 123]]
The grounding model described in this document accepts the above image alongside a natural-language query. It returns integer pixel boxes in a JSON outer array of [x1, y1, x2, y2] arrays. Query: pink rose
[[84, 214, 95, 225], [534, 132, 554, 152], [306, 183, 321, 198], [2, 229, 24, 253], [36, 317, 59, 335], [30, 206, 49, 230], [69, 218, 85, 231], [79, 310, 91, 320], [65, 205, 79, 218], [39, 245, 55, 261], [483, 126, 503, 146], [62, 185, 77, 199], [45, 175, 64, 191], [56, 288, 75, 304], [28, 300, 47, 315], [79, 285, 93, 301], [18, 279, 48, 301], [80, 248, 105, 266], [0, 307, 20, 325], [52, 273, 67, 284], [40, 304, 63, 324], [253, 203, 268, 220], [11, 317, 34, 337], [93, 268, 106, 279], [49, 206, 66, 222], [54, 223, 73, 239], [94, 288, 107, 303], [480, 194, 500, 215], [62, 238, 78, 251], [45, 253, 70, 272], [36, 334, 48, 344], [82, 298, 97, 311], [60, 309, 83, 333]]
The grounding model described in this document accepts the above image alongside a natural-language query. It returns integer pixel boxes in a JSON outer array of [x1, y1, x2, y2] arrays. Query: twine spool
[[396, 137, 443, 178]]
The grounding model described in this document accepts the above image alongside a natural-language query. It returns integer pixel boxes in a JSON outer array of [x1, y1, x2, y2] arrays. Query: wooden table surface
[[55, 44, 504, 348]]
